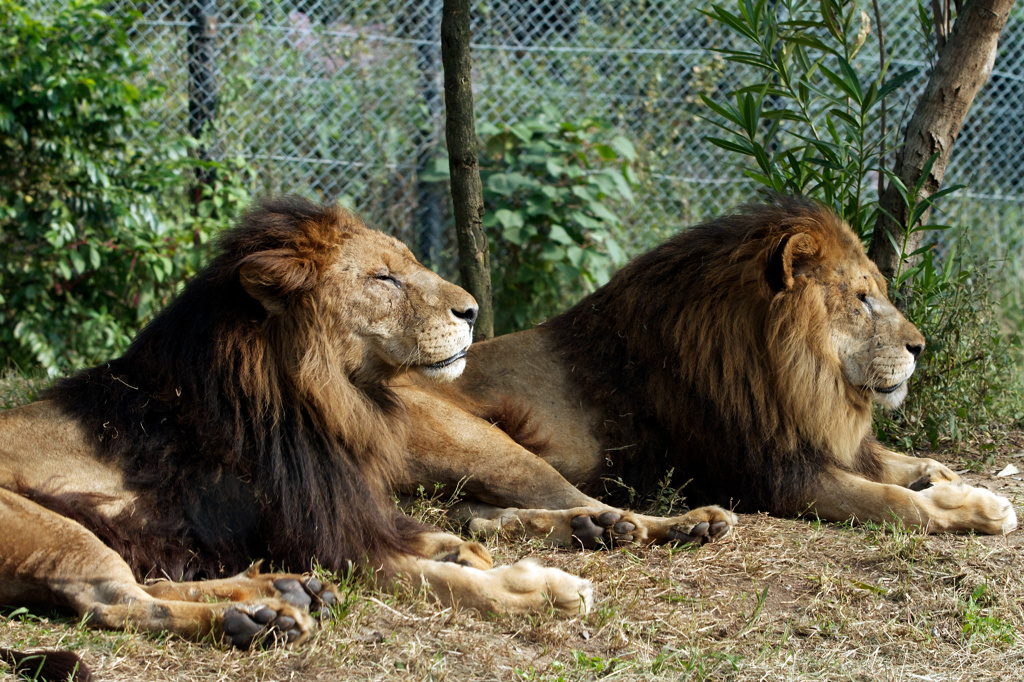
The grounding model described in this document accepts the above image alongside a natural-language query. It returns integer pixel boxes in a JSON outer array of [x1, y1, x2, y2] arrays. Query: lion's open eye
[[857, 292, 871, 313]]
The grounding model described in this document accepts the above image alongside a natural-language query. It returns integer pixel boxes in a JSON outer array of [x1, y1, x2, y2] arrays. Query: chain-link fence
[[42, 1, 1024, 264]]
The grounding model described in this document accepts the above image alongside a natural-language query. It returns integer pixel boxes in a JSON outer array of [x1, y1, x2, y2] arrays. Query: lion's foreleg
[[399, 389, 600, 510], [808, 467, 1017, 534]]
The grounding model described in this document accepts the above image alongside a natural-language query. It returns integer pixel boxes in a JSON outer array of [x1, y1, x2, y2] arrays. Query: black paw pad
[[668, 520, 711, 545], [301, 577, 339, 613], [908, 476, 933, 491], [709, 521, 730, 538], [571, 512, 639, 548], [437, 551, 474, 567], [570, 514, 606, 549], [613, 521, 636, 535], [223, 606, 302, 649], [273, 578, 312, 610]]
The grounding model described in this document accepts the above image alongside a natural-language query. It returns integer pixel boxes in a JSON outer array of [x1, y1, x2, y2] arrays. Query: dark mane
[[546, 196, 879, 514], [43, 197, 419, 580]]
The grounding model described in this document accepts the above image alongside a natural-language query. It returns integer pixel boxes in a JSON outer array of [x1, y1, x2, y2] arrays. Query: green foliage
[[959, 583, 1016, 645], [701, 0, 915, 237], [869, 142, 1023, 452], [702, 0, 1023, 446], [0, 369, 48, 409], [884, 237, 1024, 453], [0, 1, 247, 375], [477, 110, 637, 333]]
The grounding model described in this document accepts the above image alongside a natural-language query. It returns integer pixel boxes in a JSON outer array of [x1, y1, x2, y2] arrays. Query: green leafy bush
[[0, 1, 239, 374], [701, 0, 1023, 446], [477, 110, 637, 333], [701, 0, 916, 237], [883, 236, 1023, 455]]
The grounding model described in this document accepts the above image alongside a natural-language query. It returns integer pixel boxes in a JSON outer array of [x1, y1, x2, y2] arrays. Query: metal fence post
[[188, 0, 218, 190], [414, 0, 445, 266]]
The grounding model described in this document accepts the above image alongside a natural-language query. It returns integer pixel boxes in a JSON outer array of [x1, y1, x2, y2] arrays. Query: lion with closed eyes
[[0, 197, 591, 657]]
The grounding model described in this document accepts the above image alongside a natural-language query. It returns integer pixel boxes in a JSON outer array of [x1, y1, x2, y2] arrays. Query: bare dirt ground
[[3, 436, 1023, 681]]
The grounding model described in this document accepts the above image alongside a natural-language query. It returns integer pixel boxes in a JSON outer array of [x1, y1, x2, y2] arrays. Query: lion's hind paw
[[221, 599, 315, 649], [240, 564, 339, 616], [271, 576, 338, 615], [570, 510, 636, 548], [665, 506, 737, 545]]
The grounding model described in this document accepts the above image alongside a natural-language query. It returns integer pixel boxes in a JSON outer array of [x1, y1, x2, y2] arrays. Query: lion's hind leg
[[143, 562, 339, 614], [0, 488, 315, 649], [407, 530, 494, 570], [378, 519, 591, 616]]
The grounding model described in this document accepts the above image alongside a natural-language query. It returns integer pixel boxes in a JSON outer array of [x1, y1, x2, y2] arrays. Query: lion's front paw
[[921, 484, 1018, 534], [221, 599, 315, 649], [495, 559, 593, 616]]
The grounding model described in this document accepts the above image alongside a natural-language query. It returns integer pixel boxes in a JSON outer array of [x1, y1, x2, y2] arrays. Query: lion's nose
[[907, 342, 924, 359], [453, 304, 478, 327]]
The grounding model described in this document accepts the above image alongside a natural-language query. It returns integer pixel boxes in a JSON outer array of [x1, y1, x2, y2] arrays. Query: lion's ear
[[239, 249, 317, 314], [766, 232, 817, 292]]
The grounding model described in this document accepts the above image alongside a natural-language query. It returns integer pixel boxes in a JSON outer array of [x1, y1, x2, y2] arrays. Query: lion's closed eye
[[373, 272, 401, 288]]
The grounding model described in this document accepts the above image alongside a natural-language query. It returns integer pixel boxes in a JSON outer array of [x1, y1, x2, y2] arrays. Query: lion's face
[[239, 209, 477, 384], [817, 248, 925, 409], [327, 229, 478, 382]]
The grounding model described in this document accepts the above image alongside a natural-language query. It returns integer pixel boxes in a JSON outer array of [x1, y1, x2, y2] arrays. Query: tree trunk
[[441, 0, 493, 339], [868, 0, 1015, 285]]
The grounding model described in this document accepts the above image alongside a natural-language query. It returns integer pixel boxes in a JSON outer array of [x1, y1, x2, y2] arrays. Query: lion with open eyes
[[394, 197, 1016, 544], [0, 197, 591, 655]]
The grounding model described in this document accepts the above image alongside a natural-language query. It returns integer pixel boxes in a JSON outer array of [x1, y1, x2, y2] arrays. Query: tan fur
[[393, 198, 1016, 539], [0, 199, 591, 651]]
